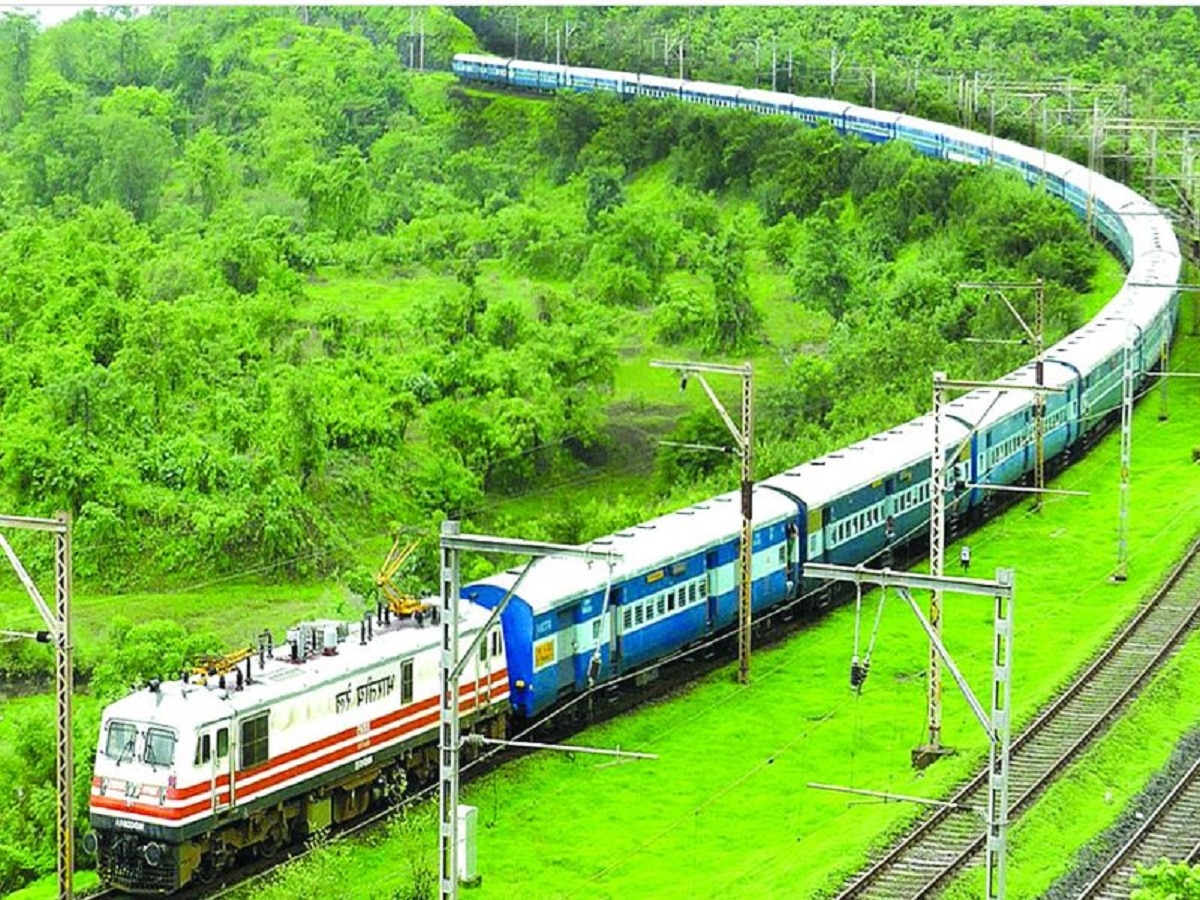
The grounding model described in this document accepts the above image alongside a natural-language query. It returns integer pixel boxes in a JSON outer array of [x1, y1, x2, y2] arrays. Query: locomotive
[[87, 610, 507, 891], [87, 55, 1180, 893]]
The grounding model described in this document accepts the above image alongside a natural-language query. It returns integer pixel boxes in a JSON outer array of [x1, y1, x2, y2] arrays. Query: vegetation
[[1133, 861, 1200, 900], [464, 8, 1200, 119], [0, 8, 1100, 601], [0, 5, 1196, 896]]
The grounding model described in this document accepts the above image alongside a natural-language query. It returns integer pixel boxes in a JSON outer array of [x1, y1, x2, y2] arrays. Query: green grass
[[244, 329, 1200, 899], [297, 271, 461, 323], [6, 869, 101, 900], [941, 634, 1200, 900], [1078, 252, 1129, 319]]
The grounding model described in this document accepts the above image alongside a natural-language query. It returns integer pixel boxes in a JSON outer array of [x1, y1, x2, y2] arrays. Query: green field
[[222, 321, 1200, 899]]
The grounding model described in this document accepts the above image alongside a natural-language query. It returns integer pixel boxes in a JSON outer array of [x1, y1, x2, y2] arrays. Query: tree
[[1132, 860, 1200, 899], [89, 86, 176, 221], [0, 12, 35, 128], [585, 164, 625, 230], [12, 73, 97, 205], [285, 145, 373, 240], [182, 127, 236, 218], [706, 221, 761, 350], [791, 202, 856, 320]]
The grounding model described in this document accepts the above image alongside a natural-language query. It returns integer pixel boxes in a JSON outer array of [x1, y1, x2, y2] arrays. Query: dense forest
[[463, 6, 1200, 119], [0, 7, 1101, 592], [0, 7, 1178, 891]]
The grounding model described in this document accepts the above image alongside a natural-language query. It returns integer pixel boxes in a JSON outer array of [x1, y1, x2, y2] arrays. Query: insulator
[[850, 661, 869, 689]]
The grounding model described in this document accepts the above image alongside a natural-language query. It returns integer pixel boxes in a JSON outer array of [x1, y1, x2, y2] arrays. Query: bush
[[651, 285, 712, 345]]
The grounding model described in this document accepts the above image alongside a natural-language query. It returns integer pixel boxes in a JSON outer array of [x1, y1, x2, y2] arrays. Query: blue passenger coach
[[451, 53, 1182, 719], [467, 488, 803, 718]]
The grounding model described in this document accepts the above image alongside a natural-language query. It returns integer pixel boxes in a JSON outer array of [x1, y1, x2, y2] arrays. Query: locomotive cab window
[[194, 734, 211, 766], [144, 727, 176, 768], [240, 713, 269, 769], [104, 720, 137, 762], [216, 727, 229, 760]]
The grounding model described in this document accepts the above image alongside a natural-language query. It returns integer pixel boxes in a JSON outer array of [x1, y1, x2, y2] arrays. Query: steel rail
[[834, 534, 1200, 899], [1076, 753, 1200, 898]]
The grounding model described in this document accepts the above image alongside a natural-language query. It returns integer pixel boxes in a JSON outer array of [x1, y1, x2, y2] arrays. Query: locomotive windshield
[[144, 727, 177, 768], [102, 720, 177, 767], [104, 720, 137, 763]]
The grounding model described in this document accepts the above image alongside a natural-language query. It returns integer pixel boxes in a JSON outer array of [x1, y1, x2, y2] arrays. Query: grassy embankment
[[218, 309, 1200, 899]]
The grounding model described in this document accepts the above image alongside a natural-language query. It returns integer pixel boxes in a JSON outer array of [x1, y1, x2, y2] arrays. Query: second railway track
[[1076, 749, 1200, 899], [834, 534, 1200, 900]]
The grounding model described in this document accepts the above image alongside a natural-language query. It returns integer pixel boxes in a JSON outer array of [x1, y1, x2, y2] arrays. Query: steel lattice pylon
[[738, 365, 754, 685], [0, 512, 72, 900], [927, 374, 947, 753]]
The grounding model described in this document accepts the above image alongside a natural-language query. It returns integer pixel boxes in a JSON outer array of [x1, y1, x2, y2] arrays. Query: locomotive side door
[[209, 719, 233, 815]]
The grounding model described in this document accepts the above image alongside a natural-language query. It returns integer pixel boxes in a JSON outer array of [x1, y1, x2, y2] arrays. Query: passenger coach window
[[240, 714, 269, 769], [144, 727, 176, 768], [105, 721, 137, 762]]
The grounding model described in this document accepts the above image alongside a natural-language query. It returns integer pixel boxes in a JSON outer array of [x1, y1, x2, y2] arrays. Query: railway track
[[834, 535, 1200, 900], [1075, 752, 1200, 899]]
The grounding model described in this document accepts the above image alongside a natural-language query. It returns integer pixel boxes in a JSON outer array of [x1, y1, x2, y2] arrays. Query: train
[[85, 54, 1181, 893]]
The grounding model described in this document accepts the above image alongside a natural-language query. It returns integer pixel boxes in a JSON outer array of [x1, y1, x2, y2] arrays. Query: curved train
[[86, 54, 1181, 892]]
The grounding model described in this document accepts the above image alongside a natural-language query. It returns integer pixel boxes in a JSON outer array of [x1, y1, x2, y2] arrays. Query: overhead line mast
[[0, 512, 73, 900], [651, 360, 755, 684]]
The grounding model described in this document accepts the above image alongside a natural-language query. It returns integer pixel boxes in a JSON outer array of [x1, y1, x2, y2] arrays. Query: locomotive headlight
[[82, 832, 98, 855], [143, 842, 164, 867]]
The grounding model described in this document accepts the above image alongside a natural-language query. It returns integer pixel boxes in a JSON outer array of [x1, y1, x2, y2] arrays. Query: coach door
[[609, 587, 625, 674], [705, 549, 720, 632]]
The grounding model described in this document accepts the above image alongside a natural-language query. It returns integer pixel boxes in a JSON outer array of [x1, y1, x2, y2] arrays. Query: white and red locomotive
[[85, 608, 508, 893]]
